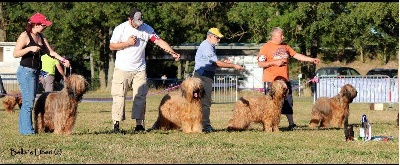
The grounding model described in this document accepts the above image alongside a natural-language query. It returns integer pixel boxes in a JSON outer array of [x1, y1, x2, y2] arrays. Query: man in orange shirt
[[257, 27, 320, 130]]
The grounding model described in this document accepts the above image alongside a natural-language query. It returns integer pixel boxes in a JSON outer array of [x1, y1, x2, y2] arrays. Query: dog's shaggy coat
[[151, 77, 204, 133], [33, 74, 88, 135], [309, 84, 358, 128], [2, 90, 22, 113], [227, 79, 288, 132]]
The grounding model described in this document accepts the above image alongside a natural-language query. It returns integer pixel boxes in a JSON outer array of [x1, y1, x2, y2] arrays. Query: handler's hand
[[234, 64, 244, 71], [30, 46, 41, 53], [126, 36, 137, 46], [274, 60, 287, 67], [172, 52, 180, 61], [311, 58, 321, 64], [62, 59, 71, 68]]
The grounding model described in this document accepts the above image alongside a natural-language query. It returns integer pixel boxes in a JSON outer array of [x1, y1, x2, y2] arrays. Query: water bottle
[[359, 114, 368, 141], [359, 126, 365, 141], [365, 122, 372, 141]]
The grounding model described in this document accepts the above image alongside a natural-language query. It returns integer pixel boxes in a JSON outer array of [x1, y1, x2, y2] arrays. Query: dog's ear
[[268, 85, 275, 98], [200, 86, 205, 98], [283, 86, 289, 96], [181, 85, 187, 98], [341, 87, 355, 103]]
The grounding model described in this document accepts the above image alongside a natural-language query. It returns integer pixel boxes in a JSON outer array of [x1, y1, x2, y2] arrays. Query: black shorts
[[264, 81, 293, 114]]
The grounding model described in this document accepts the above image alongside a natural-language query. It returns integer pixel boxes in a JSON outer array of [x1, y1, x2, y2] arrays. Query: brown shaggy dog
[[151, 77, 204, 133], [2, 90, 22, 113], [309, 84, 358, 129], [227, 79, 288, 132], [34, 74, 88, 135]]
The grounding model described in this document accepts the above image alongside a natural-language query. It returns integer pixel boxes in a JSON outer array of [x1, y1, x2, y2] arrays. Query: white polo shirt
[[110, 21, 158, 71]]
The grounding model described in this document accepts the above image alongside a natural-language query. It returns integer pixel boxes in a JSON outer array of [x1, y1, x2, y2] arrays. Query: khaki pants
[[39, 74, 55, 92], [111, 67, 148, 122]]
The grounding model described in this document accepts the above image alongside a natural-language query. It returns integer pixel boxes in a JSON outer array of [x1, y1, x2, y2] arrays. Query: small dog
[[227, 79, 288, 132], [34, 74, 88, 135], [344, 125, 354, 141], [151, 77, 204, 133], [309, 84, 358, 129], [2, 90, 22, 113]]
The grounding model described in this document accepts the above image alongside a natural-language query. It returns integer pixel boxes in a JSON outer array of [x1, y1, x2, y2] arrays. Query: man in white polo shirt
[[109, 7, 180, 133]]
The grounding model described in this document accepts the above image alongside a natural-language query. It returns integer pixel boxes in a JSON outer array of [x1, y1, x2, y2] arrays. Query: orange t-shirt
[[257, 41, 297, 82]]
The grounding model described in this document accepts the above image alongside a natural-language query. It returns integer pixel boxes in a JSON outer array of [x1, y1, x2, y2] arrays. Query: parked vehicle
[[310, 67, 361, 94], [366, 68, 398, 78], [289, 79, 300, 90], [315, 66, 362, 77]]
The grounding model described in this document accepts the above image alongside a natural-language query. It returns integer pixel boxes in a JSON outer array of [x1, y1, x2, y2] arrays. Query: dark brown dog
[[2, 90, 22, 113], [309, 84, 358, 128], [227, 79, 288, 132], [34, 74, 88, 135]]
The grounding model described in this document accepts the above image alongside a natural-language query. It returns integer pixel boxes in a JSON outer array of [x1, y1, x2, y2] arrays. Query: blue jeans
[[16, 65, 39, 135]]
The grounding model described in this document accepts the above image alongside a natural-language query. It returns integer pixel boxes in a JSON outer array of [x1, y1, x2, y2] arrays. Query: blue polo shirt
[[194, 40, 217, 77]]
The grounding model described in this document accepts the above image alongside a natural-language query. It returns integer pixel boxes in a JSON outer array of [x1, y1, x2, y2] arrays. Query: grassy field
[[1, 89, 398, 164]]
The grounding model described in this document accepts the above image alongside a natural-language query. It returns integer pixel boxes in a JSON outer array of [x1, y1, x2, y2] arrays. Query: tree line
[[0, 2, 398, 90]]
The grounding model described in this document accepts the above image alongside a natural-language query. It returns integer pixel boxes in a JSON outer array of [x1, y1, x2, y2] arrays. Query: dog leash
[[146, 84, 181, 97], [0, 93, 21, 97], [0, 66, 73, 98]]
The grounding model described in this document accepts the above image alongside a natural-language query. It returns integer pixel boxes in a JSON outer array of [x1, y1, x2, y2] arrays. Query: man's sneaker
[[202, 125, 215, 133], [134, 125, 145, 132], [288, 124, 297, 130], [113, 122, 120, 134]]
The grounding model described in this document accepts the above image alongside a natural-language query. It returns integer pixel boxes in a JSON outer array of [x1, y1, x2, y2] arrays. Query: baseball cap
[[129, 8, 144, 27], [29, 13, 52, 26], [207, 28, 223, 38]]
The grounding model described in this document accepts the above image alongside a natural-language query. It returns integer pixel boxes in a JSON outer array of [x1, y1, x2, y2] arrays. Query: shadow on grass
[[73, 123, 397, 135], [74, 128, 167, 135], [219, 125, 345, 133]]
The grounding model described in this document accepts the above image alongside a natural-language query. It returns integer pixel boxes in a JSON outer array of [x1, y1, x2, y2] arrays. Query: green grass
[[1, 90, 398, 164]]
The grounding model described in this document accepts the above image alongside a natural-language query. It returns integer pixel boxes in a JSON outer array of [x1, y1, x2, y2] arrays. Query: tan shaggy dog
[[227, 79, 288, 132], [309, 84, 358, 129], [151, 77, 204, 133], [2, 90, 22, 113], [33, 74, 89, 135]]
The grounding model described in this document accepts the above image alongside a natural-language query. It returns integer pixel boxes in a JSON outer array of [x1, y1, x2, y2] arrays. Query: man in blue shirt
[[194, 28, 244, 133]]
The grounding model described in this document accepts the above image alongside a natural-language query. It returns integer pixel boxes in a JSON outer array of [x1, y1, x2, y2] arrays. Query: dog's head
[[5, 90, 22, 104], [267, 79, 288, 99], [64, 74, 89, 101], [340, 84, 358, 103], [180, 77, 204, 102]]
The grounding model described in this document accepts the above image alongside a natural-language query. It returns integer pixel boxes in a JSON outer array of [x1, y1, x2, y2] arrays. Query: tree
[[0, 2, 6, 41], [2, 2, 398, 91]]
